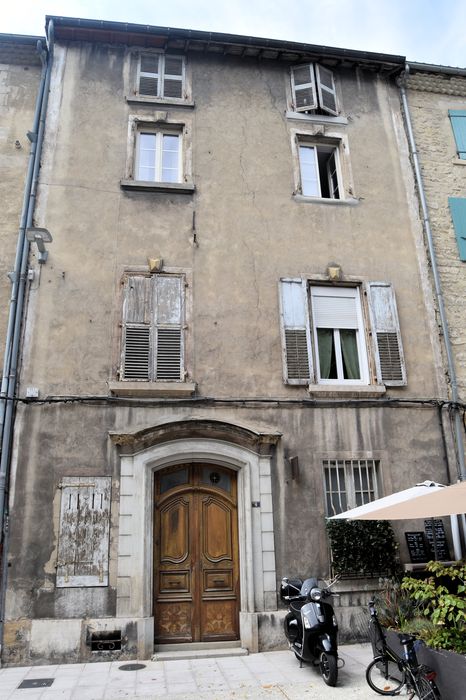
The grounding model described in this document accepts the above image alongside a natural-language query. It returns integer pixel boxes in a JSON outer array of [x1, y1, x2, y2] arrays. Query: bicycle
[[366, 600, 441, 699]]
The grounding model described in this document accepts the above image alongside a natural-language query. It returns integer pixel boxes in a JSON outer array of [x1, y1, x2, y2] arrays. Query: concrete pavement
[[0, 643, 391, 699]]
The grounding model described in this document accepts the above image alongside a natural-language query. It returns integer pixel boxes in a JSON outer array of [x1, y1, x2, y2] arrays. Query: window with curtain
[[323, 459, 380, 516]]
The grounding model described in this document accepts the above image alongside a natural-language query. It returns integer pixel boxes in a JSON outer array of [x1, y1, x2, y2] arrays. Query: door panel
[[154, 464, 239, 644]]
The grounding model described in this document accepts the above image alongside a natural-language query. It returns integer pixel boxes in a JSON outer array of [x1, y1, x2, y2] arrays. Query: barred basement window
[[323, 459, 380, 516], [121, 273, 185, 382], [137, 54, 185, 100]]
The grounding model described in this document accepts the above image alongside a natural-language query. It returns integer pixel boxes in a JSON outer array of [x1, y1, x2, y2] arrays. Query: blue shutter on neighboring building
[[448, 110, 466, 159], [448, 197, 466, 261]]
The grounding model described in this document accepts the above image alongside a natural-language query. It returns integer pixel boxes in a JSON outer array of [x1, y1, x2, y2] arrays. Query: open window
[[279, 279, 407, 387], [298, 142, 341, 199], [291, 63, 338, 116]]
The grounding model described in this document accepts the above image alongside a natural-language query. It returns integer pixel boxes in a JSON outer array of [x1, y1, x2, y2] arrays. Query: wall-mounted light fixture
[[26, 227, 53, 264]]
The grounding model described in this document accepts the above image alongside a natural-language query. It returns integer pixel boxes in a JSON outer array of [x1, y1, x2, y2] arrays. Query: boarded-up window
[[138, 54, 185, 99], [367, 282, 407, 386], [56, 477, 111, 588], [121, 274, 184, 381], [291, 63, 338, 115]]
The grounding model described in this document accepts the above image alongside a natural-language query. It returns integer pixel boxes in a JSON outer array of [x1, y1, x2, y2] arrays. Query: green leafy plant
[[401, 560, 466, 653], [326, 520, 399, 578]]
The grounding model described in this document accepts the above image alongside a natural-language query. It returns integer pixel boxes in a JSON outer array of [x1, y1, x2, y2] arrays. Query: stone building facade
[[0, 17, 460, 666]]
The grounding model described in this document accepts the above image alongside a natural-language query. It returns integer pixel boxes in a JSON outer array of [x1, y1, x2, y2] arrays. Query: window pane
[[160, 467, 188, 494], [162, 135, 179, 182], [317, 328, 337, 379], [340, 329, 360, 379], [201, 467, 231, 493], [299, 146, 319, 196], [324, 462, 347, 515], [137, 134, 156, 181]]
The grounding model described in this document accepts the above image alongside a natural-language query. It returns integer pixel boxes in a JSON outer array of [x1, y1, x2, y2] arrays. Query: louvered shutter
[[315, 64, 338, 116], [448, 197, 466, 261], [279, 279, 313, 383], [154, 275, 184, 380], [449, 110, 466, 159], [367, 282, 407, 386], [291, 64, 317, 112], [56, 477, 111, 588], [122, 275, 151, 380], [138, 55, 160, 97], [162, 55, 184, 99]]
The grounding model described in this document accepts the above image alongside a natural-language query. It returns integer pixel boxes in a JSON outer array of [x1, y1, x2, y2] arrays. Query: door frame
[[115, 435, 278, 651]]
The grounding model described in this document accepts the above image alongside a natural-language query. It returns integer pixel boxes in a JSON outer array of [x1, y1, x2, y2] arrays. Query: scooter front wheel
[[320, 651, 338, 686]]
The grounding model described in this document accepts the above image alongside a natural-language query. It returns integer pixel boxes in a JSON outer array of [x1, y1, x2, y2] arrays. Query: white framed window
[[136, 130, 182, 184], [279, 279, 406, 387], [323, 459, 380, 516], [121, 273, 185, 382], [137, 53, 185, 100], [291, 63, 338, 115], [298, 142, 341, 199], [310, 286, 368, 384]]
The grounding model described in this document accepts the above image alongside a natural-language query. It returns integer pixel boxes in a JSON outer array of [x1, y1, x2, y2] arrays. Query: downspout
[[0, 20, 54, 658], [400, 66, 465, 559]]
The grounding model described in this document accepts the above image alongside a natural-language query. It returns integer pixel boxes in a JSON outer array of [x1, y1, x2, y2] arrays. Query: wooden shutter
[[448, 197, 466, 261], [138, 55, 160, 97], [291, 64, 317, 112], [122, 275, 151, 380], [153, 275, 184, 380], [315, 64, 338, 116], [367, 282, 407, 386], [56, 477, 111, 588], [279, 279, 313, 384], [449, 110, 466, 159], [162, 55, 184, 99]]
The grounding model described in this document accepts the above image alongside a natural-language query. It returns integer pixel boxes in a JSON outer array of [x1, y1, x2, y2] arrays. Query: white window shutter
[[279, 279, 313, 384], [367, 282, 407, 386], [122, 275, 151, 380], [56, 477, 111, 588], [153, 275, 184, 380], [315, 64, 338, 116], [291, 64, 317, 112]]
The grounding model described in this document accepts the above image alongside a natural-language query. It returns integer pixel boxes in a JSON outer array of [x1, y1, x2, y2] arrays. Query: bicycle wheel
[[412, 673, 441, 699], [366, 656, 405, 695]]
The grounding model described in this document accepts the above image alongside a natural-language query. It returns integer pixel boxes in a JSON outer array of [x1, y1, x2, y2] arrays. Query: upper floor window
[[136, 129, 182, 184], [279, 279, 407, 388], [299, 142, 340, 199], [120, 273, 185, 382], [449, 109, 466, 160], [138, 54, 185, 100], [291, 63, 338, 116]]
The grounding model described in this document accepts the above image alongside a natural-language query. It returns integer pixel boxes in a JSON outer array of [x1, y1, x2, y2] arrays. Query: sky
[[1, 0, 466, 68]]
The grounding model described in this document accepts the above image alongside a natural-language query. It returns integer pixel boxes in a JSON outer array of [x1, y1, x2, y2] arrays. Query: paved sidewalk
[[0, 643, 386, 700]]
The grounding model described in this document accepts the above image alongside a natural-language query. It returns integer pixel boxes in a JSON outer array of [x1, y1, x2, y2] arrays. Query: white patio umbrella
[[328, 480, 466, 520]]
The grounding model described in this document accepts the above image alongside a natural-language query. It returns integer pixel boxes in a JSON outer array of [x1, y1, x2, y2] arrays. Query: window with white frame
[[136, 129, 182, 184], [279, 279, 407, 387], [298, 142, 341, 199], [291, 63, 338, 115], [138, 53, 185, 100], [121, 273, 185, 382], [323, 459, 380, 516]]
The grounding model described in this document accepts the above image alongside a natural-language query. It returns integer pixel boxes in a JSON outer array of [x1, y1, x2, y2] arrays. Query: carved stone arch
[[112, 421, 281, 654]]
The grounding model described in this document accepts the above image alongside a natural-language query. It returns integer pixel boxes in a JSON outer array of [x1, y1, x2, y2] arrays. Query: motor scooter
[[280, 576, 340, 686]]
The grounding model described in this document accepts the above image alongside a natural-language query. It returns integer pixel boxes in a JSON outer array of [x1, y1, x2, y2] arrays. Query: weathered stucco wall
[[406, 72, 466, 401]]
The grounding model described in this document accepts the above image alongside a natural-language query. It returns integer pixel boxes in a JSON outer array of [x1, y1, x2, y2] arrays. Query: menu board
[[405, 531, 430, 563], [424, 519, 451, 561]]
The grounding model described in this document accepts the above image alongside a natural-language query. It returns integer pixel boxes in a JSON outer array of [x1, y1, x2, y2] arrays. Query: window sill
[[286, 111, 348, 126], [293, 194, 359, 206], [126, 95, 195, 108], [120, 179, 195, 194], [308, 384, 386, 398], [108, 381, 196, 397], [452, 157, 466, 166]]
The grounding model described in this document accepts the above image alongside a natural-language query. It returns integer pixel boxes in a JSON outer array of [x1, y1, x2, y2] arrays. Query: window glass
[[201, 467, 231, 493], [137, 133, 157, 181], [324, 460, 379, 515], [162, 135, 180, 182], [299, 146, 319, 196], [160, 467, 188, 494]]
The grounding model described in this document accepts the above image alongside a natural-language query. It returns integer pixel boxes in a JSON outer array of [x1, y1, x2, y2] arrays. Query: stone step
[[152, 641, 249, 661]]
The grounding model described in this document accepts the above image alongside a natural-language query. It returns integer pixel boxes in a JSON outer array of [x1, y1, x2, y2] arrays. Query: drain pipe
[[400, 66, 466, 559], [0, 20, 54, 658]]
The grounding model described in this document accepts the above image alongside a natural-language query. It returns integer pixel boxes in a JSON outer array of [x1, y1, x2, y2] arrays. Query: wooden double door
[[153, 463, 240, 643]]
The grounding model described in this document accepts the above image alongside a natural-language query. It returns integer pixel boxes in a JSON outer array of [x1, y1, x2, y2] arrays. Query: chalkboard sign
[[405, 531, 430, 563], [424, 519, 451, 561]]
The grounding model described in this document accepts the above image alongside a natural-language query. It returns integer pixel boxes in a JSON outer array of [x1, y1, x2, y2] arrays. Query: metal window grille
[[323, 459, 379, 516]]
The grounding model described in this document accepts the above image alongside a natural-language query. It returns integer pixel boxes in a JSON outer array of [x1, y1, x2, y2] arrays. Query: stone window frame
[[126, 49, 194, 108]]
